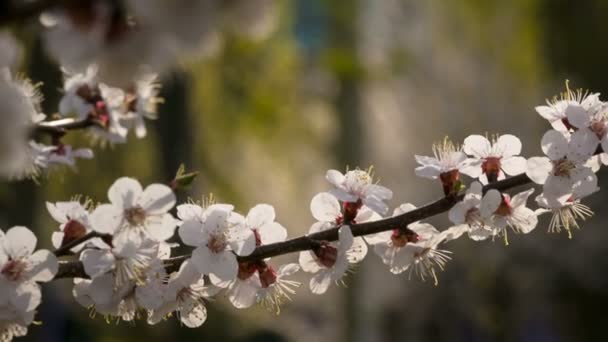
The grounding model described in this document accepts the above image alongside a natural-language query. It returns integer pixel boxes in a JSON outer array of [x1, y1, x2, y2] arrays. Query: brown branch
[[34, 117, 99, 136], [53, 231, 105, 257], [53, 173, 534, 280]]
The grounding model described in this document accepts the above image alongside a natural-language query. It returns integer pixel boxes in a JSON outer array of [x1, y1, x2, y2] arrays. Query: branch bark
[[54, 173, 533, 279]]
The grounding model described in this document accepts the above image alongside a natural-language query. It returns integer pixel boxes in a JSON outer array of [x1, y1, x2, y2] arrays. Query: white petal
[[325, 169, 345, 186], [228, 279, 259, 309], [246, 204, 275, 229], [510, 188, 535, 209], [81, 249, 115, 278], [310, 192, 340, 222], [3, 226, 36, 258], [299, 251, 321, 273], [139, 184, 176, 214], [541, 130, 569, 160], [278, 263, 300, 276], [134, 116, 147, 138], [26, 250, 58, 282], [448, 202, 467, 225], [347, 237, 368, 263], [366, 184, 393, 200], [309, 271, 332, 294], [526, 157, 552, 184], [51, 232, 63, 250], [258, 222, 287, 245], [501, 156, 527, 176], [459, 159, 483, 178], [414, 156, 442, 179], [513, 207, 538, 234], [495, 134, 522, 158], [535, 105, 560, 121], [463, 135, 491, 158], [145, 213, 177, 241], [363, 231, 391, 245], [568, 129, 599, 162], [337, 226, 354, 252], [108, 177, 143, 209], [176, 204, 204, 222], [565, 103, 591, 129], [393, 203, 416, 216], [481, 190, 502, 217], [90, 204, 124, 235], [208, 251, 238, 282], [45, 202, 68, 223], [190, 246, 213, 275], [178, 220, 205, 247], [228, 226, 256, 256]]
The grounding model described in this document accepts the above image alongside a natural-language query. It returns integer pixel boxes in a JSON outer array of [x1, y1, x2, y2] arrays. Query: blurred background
[[2, 0, 608, 341]]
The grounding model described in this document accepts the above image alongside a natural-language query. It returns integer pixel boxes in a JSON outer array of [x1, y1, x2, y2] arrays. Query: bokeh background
[[2, 0, 608, 341]]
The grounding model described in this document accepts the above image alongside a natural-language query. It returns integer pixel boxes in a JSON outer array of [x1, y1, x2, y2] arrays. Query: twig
[[53, 173, 533, 279], [53, 231, 104, 257], [34, 117, 99, 136]]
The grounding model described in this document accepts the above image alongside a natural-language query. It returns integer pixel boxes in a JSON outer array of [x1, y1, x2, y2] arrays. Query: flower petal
[[108, 177, 143, 209], [541, 130, 568, 160], [463, 135, 491, 158], [501, 156, 527, 176], [3, 226, 36, 259], [246, 204, 275, 229], [178, 220, 205, 247], [495, 134, 522, 158], [526, 157, 552, 184], [90, 204, 124, 235], [26, 250, 58, 282], [140, 184, 176, 214]]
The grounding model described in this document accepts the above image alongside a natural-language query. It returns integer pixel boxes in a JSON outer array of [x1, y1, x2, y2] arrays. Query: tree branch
[[34, 117, 99, 136], [53, 173, 533, 280], [54, 231, 104, 257]]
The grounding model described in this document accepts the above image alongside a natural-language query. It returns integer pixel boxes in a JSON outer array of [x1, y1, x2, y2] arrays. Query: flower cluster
[[1, 6, 608, 338]]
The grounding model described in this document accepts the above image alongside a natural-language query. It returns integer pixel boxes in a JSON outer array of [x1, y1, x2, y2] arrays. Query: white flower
[[325, 168, 393, 215], [461, 134, 527, 183], [535, 192, 594, 238], [72, 273, 138, 321], [310, 191, 381, 227], [298, 225, 365, 294], [46, 200, 102, 252], [487, 188, 538, 245], [448, 182, 502, 241], [256, 263, 300, 313], [29, 142, 94, 172], [365, 204, 452, 283], [535, 86, 602, 132], [117, 74, 160, 138], [0, 71, 44, 179], [565, 99, 608, 153], [135, 259, 168, 311], [80, 235, 159, 288], [415, 138, 470, 195], [526, 130, 598, 200], [90, 177, 177, 246], [0, 226, 58, 335], [59, 67, 129, 144], [59, 65, 101, 118], [179, 205, 255, 282], [209, 204, 288, 309], [244, 204, 288, 247], [148, 260, 219, 328]]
